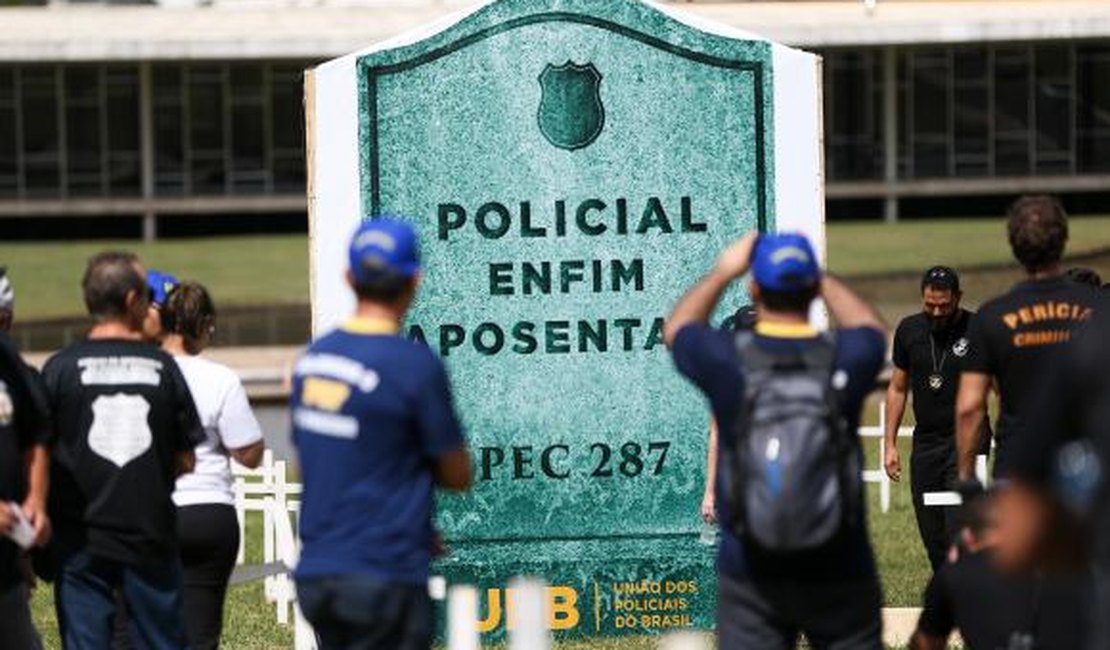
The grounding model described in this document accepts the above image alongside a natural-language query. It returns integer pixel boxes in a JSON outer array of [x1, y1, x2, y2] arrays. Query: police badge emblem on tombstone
[[537, 62, 605, 151]]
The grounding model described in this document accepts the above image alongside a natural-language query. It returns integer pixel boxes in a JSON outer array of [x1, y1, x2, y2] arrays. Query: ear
[[748, 280, 761, 302], [125, 288, 140, 309], [345, 269, 356, 291]]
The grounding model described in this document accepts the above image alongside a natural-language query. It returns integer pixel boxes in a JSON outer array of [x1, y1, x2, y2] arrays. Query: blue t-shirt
[[673, 322, 885, 582], [291, 319, 465, 584]]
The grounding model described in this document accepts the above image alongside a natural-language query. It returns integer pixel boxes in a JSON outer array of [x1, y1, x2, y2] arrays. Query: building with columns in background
[[1, 0, 1109, 238]]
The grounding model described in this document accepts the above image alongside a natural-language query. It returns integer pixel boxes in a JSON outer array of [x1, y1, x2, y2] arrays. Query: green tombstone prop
[[307, 0, 822, 639]]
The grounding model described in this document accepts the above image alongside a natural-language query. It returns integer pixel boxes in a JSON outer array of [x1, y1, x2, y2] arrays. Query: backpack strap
[[733, 331, 773, 373], [797, 331, 837, 374]]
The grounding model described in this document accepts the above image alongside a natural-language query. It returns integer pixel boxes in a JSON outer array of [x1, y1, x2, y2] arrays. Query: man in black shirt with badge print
[[956, 195, 1099, 481], [885, 266, 990, 571], [42, 252, 203, 650]]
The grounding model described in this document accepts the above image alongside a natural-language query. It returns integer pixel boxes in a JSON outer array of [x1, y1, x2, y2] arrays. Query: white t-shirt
[[172, 354, 264, 507]]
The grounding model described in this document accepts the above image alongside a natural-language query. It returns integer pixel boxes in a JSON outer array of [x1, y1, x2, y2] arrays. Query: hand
[[714, 232, 758, 280], [884, 445, 901, 482], [701, 490, 717, 524], [22, 498, 50, 547]]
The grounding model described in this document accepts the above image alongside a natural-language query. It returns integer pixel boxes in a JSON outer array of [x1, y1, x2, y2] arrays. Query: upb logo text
[[476, 585, 580, 632]]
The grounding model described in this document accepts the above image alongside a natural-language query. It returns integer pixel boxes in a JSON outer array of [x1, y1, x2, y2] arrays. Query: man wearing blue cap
[[291, 218, 471, 650], [665, 232, 887, 649]]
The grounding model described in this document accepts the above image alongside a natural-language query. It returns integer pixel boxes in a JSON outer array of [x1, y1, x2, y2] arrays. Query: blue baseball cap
[[146, 269, 179, 308], [348, 217, 421, 284], [751, 233, 820, 292]]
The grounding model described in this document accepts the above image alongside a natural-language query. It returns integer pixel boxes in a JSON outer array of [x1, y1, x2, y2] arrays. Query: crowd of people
[[0, 192, 1108, 650], [0, 257, 265, 648], [668, 194, 1109, 649]]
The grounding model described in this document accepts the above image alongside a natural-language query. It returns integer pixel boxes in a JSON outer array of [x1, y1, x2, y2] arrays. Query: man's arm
[[702, 417, 719, 524], [434, 447, 472, 492], [821, 275, 886, 333], [175, 449, 196, 477], [884, 367, 909, 482], [230, 440, 266, 469], [956, 371, 991, 480], [663, 233, 757, 347], [909, 632, 947, 650], [22, 444, 50, 545]]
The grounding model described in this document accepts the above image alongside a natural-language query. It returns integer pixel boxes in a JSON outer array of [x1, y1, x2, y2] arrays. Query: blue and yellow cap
[[751, 233, 820, 292], [146, 269, 179, 308], [348, 217, 421, 284]]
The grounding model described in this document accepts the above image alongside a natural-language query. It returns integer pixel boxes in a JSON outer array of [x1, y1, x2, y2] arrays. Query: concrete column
[[882, 46, 899, 223], [139, 62, 157, 242]]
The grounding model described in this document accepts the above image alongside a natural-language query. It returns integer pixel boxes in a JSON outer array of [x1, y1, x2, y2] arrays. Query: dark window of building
[[188, 65, 227, 195], [1077, 45, 1110, 173], [1034, 46, 1074, 174], [154, 65, 186, 195], [824, 50, 884, 181], [20, 66, 61, 198], [106, 66, 141, 196], [65, 65, 106, 197], [230, 64, 268, 193], [271, 65, 306, 193], [994, 47, 1032, 175], [910, 50, 952, 177], [0, 68, 17, 199], [953, 48, 990, 177]]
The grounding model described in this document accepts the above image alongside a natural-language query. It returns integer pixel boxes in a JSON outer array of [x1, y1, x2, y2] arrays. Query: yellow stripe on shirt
[[341, 317, 401, 336], [754, 321, 817, 339]]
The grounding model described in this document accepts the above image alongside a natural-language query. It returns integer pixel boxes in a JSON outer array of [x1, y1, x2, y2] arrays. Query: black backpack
[[727, 332, 861, 552]]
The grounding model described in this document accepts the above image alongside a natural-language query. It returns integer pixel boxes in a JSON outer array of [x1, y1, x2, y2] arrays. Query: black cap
[[921, 266, 960, 292]]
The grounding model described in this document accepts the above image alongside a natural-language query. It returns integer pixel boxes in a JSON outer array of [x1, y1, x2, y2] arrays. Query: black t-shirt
[[0, 334, 50, 589], [964, 277, 1100, 471], [1012, 296, 1110, 573], [892, 309, 980, 448], [918, 550, 1087, 649], [41, 338, 203, 564]]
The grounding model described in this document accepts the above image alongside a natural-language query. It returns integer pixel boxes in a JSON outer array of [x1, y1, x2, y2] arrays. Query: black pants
[[911, 444, 958, 572], [178, 504, 239, 650], [297, 576, 433, 650], [0, 581, 42, 650], [717, 571, 882, 649]]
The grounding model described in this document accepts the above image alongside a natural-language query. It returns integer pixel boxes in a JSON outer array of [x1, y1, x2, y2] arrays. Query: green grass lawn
[[3, 216, 1108, 321], [826, 215, 1110, 276], [0, 236, 310, 320]]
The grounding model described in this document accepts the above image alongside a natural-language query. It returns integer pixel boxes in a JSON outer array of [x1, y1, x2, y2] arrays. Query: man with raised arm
[[666, 231, 886, 649]]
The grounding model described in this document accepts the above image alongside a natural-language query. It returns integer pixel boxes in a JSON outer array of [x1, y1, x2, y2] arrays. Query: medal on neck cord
[[928, 332, 948, 392]]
